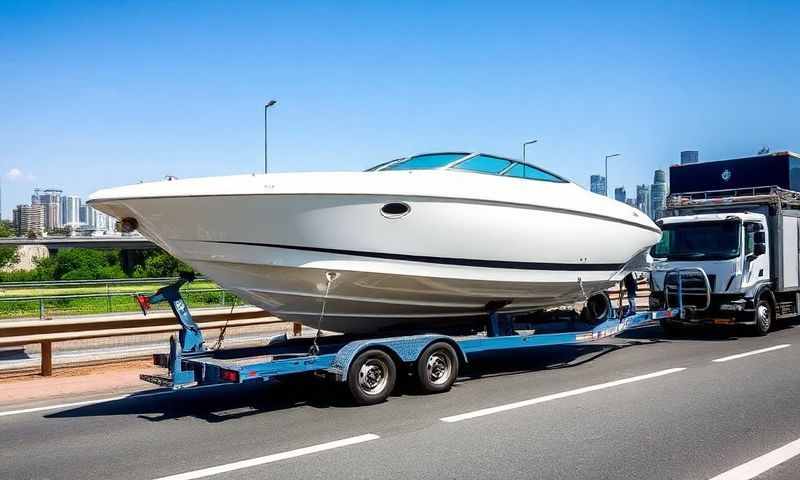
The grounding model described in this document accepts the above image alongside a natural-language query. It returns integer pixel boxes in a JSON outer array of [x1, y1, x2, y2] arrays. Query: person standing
[[624, 272, 638, 315]]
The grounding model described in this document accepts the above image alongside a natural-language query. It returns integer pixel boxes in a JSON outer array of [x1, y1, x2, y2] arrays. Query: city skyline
[[11, 187, 117, 236]]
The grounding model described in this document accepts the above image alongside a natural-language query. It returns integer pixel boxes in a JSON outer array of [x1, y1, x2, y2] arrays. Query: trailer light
[[221, 369, 239, 383]]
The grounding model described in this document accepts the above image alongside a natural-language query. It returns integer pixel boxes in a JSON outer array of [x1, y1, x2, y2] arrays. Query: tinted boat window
[[454, 154, 512, 174], [504, 163, 564, 182], [381, 153, 467, 171]]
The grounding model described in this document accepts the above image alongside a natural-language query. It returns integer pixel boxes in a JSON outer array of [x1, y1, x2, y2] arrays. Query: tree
[[132, 249, 192, 278], [0, 220, 18, 269], [47, 248, 126, 280]]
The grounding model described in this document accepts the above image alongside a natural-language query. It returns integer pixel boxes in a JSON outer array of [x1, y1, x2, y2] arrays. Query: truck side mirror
[[754, 231, 766, 243], [754, 243, 766, 256]]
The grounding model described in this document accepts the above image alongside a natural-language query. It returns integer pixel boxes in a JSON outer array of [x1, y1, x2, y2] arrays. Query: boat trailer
[[135, 275, 685, 405]]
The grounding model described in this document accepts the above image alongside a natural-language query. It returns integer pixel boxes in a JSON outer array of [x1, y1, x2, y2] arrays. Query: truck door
[[781, 217, 799, 289], [743, 221, 771, 289]]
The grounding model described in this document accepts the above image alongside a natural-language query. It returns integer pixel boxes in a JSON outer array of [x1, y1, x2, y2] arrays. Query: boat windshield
[[379, 153, 468, 171], [367, 152, 567, 183]]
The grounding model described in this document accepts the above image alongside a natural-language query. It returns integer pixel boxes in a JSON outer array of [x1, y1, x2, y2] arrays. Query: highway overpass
[[0, 236, 155, 250]]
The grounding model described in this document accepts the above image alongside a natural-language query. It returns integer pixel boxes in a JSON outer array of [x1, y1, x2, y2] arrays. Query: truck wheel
[[416, 342, 459, 394], [347, 349, 396, 405], [751, 295, 773, 336]]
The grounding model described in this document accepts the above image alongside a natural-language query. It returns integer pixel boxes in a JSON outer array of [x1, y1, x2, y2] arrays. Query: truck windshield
[[651, 220, 741, 261]]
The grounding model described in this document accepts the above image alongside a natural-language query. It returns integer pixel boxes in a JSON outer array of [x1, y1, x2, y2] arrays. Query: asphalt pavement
[[3, 321, 800, 480]]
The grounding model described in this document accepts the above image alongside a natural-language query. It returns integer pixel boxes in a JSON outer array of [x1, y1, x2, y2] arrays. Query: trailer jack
[[135, 272, 205, 388]]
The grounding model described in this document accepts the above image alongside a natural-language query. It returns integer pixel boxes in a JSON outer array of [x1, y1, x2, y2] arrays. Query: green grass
[[0, 281, 242, 320]]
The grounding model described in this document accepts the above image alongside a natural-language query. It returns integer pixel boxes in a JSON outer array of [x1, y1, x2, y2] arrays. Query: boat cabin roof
[[366, 152, 567, 183]]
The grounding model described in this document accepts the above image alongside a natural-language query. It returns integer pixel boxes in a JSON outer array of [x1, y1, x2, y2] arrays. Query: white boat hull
[[90, 172, 660, 333]]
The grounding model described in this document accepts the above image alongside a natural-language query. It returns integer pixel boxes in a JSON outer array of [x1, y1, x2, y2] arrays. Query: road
[[2, 322, 800, 480]]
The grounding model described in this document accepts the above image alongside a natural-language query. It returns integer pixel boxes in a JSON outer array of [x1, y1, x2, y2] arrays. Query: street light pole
[[604, 153, 621, 197], [522, 139, 538, 177], [264, 100, 277, 173]]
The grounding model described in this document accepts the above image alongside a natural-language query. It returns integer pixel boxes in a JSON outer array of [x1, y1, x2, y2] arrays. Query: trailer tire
[[750, 293, 773, 336], [416, 342, 459, 394], [581, 293, 611, 325], [347, 349, 396, 405]]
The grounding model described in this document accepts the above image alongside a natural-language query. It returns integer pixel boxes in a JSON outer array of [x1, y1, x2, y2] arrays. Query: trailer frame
[[137, 277, 681, 404]]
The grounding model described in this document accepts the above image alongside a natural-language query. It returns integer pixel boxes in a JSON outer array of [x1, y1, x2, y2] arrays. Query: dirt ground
[[0, 359, 161, 408]]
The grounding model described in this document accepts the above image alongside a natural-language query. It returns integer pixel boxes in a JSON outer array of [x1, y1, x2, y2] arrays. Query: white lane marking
[[0, 381, 242, 418], [0, 389, 177, 417], [152, 434, 380, 480], [0, 395, 130, 417], [712, 344, 791, 363], [708, 437, 800, 480], [441, 367, 686, 423]]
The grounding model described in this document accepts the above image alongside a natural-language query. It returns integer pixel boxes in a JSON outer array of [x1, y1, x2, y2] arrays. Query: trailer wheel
[[347, 349, 396, 405], [416, 342, 459, 394], [581, 293, 610, 325], [751, 294, 773, 336]]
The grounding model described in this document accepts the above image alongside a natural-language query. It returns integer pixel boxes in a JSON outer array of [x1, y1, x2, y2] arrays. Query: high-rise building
[[590, 175, 606, 195], [680, 150, 699, 165], [635, 184, 651, 217], [651, 169, 667, 220], [85, 205, 117, 232], [61, 195, 81, 227], [13, 204, 44, 236], [79, 203, 87, 224], [614, 187, 626, 203], [37, 189, 63, 230], [625, 198, 635, 207]]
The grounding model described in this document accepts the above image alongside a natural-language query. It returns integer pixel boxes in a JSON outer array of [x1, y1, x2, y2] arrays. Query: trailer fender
[[329, 335, 467, 381]]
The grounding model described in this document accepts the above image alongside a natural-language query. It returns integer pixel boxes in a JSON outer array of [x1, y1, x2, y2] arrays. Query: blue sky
[[1, 1, 798, 218]]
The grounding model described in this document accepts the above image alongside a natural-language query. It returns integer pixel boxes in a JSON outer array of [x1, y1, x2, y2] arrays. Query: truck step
[[776, 302, 796, 318]]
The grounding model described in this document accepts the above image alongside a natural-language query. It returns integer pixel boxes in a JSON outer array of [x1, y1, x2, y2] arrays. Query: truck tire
[[751, 293, 773, 336], [347, 349, 396, 405], [416, 342, 459, 394]]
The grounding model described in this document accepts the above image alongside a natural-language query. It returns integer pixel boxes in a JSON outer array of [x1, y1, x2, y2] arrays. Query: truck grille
[[664, 270, 712, 311]]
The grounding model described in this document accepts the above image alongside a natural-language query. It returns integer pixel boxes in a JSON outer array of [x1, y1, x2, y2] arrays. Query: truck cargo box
[[670, 151, 800, 194]]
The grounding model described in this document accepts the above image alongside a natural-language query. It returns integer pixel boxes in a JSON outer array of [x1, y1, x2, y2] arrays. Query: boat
[[88, 152, 661, 333]]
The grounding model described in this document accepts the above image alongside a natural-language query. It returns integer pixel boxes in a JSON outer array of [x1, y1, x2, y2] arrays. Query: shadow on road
[[44, 328, 670, 422]]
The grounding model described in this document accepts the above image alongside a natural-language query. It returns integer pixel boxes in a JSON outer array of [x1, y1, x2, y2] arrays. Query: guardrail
[[0, 306, 282, 376]]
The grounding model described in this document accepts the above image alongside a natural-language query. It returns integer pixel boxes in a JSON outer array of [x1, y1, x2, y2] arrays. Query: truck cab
[[649, 212, 771, 329]]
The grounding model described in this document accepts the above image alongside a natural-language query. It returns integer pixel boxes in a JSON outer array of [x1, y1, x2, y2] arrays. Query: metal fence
[[0, 277, 241, 320]]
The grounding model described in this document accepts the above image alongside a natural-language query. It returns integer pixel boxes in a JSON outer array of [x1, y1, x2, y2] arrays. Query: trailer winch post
[[135, 273, 205, 353]]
